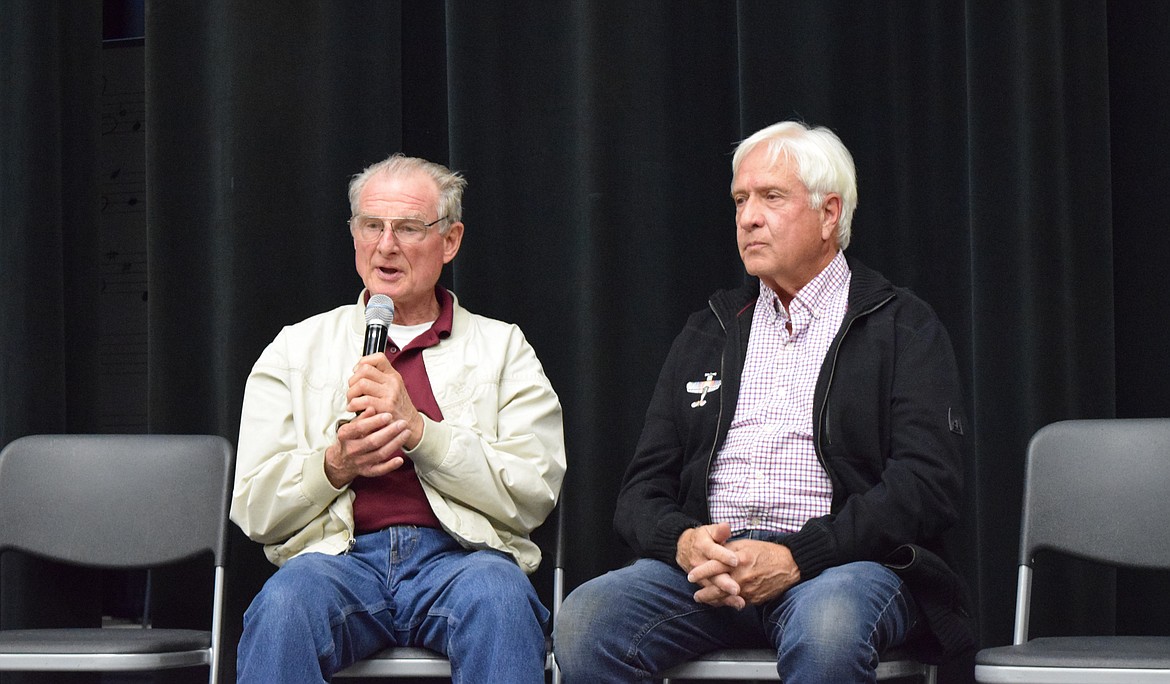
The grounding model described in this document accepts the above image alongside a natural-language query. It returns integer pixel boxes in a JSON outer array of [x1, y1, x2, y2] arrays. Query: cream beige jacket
[[231, 291, 565, 573]]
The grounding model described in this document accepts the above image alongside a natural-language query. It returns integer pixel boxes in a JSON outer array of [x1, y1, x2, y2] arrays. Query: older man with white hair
[[555, 121, 974, 683], [232, 154, 565, 683]]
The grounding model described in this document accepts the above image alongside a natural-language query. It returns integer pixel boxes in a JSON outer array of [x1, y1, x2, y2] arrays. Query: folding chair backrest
[[0, 434, 233, 569], [1020, 419, 1170, 570]]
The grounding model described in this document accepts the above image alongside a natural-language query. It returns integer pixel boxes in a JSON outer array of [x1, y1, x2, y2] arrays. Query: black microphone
[[363, 294, 394, 356]]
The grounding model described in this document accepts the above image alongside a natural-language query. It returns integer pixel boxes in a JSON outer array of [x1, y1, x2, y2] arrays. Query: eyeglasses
[[349, 215, 447, 243]]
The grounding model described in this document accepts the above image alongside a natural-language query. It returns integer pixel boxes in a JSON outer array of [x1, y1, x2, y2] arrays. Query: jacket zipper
[[703, 300, 729, 522], [814, 293, 895, 470]]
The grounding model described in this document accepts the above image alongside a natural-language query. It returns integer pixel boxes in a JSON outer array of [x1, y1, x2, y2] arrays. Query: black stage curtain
[[0, 2, 104, 683], [3, 2, 1169, 682]]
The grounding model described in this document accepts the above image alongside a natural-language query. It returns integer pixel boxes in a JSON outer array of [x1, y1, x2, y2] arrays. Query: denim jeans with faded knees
[[237, 525, 549, 684], [555, 549, 916, 683]]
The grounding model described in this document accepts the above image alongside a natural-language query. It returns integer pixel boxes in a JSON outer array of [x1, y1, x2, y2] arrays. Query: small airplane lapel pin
[[686, 372, 721, 408]]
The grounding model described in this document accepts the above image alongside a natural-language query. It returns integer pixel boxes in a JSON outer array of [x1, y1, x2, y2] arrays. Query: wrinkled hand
[[323, 353, 423, 488], [677, 523, 744, 609], [679, 526, 802, 609], [699, 539, 800, 607]]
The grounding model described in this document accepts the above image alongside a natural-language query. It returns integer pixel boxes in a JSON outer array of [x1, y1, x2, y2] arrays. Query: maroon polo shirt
[[350, 287, 453, 532]]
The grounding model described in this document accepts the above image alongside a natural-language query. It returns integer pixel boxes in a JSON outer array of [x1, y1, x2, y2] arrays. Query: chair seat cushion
[[688, 648, 775, 662], [0, 628, 211, 654], [680, 645, 927, 664], [359, 646, 447, 661], [976, 636, 1170, 669]]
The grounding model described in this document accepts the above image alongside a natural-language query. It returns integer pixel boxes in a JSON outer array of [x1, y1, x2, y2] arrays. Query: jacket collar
[[709, 255, 897, 323]]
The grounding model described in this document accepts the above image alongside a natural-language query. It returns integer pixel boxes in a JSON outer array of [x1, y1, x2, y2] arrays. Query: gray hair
[[731, 121, 858, 250], [348, 154, 467, 234]]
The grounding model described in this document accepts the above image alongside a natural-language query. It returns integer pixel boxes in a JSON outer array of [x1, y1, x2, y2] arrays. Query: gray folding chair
[[0, 433, 234, 684], [334, 498, 565, 682], [659, 646, 937, 682], [975, 418, 1170, 683]]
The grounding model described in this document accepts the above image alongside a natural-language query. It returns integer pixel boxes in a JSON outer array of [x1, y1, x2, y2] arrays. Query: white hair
[[731, 121, 858, 249]]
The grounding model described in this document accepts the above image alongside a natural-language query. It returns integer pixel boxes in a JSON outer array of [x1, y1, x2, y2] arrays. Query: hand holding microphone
[[325, 294, 414, 487], [353, 293, 422, 449]]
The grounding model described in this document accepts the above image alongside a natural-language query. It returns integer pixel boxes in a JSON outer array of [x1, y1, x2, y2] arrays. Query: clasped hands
[[324, 353, 423, 488], [676, 522, 801, 610]]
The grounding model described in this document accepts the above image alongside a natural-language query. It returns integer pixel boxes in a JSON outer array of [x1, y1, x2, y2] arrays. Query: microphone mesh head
[[365, 294, 395, 326]]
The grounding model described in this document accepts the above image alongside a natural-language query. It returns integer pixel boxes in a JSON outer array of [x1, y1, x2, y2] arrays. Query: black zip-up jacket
[[614, 257, 975, 661]]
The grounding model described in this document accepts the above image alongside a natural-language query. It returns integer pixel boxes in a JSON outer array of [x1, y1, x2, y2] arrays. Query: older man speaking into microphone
[[231, 154, 566, 683]]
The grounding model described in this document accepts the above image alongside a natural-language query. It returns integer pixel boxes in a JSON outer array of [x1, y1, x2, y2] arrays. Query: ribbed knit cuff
[[781, 523, 835, 581], [645, 512, 702, 564]]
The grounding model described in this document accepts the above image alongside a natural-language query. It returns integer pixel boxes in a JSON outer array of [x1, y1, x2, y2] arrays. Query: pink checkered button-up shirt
[[708, 251, 851, 534]]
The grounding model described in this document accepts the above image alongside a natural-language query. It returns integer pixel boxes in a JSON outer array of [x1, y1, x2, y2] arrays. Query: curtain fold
[[1, 4, 104, 683], [447, 1, 746, 594], [1108, 0, 1170, 637], [3, 1, 1167, 682], [145, 2, 410, 438], [964, 0, 1117, 645]]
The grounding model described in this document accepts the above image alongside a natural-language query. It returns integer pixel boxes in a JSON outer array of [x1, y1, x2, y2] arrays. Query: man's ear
[[820, 194, 842, 242], [442, 221, 464, 264]]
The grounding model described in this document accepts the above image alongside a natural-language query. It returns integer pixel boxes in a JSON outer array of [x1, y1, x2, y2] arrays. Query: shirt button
[[388, 346, 399, 354]]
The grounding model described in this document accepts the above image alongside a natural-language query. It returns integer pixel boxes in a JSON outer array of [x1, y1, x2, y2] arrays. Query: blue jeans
[[555, 554, 917, 683], [237, 526, 549, 683]]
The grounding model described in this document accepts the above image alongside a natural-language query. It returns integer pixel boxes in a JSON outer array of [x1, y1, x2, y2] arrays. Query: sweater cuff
[[646, 512, 702, 563], [782, 523, 835, 581]]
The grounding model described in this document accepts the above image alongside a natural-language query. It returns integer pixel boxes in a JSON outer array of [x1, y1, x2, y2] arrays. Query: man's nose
[[376, 226, 401, 251], [737, 197, 763, 229]]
